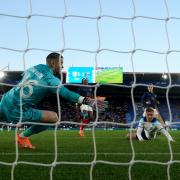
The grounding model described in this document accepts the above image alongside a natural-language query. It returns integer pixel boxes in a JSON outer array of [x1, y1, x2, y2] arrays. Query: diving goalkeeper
[[127, 107, 174, 141], [0, 52, 108, 149]]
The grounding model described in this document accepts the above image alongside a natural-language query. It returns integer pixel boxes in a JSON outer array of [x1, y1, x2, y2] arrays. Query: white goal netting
[[0, 0, 180, 180]]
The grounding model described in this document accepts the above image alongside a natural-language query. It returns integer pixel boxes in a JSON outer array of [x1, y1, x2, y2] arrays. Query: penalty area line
[[0, 152, 180, 156]]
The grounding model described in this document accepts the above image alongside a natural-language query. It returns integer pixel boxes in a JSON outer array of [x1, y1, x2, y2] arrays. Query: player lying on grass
[[127, 107, 174, 141], [0, 52, 108, 149]]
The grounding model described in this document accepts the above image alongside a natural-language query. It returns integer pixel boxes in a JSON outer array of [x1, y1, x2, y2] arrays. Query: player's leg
[[79, 105, 88, 136], [79, 107, 92, 137], [78, 108, 85, 136], [79, 110, 93, 136], [18, 109, 58, 149], [79, 118, 90, 136], [88, 110, 94, 121], [79, 122, 85, 137], [156, 109, 165, 125]]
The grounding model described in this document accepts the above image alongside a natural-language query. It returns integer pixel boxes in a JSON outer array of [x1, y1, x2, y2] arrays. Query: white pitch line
[[0, 152, 180, 156]]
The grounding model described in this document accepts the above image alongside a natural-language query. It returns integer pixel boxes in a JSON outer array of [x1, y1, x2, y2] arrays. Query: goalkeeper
[[0, 52, 108, 149], [127, 108, 174, 141]]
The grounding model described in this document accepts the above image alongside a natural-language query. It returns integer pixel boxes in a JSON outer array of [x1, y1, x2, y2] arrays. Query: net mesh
[[0, 0, 180, 179]]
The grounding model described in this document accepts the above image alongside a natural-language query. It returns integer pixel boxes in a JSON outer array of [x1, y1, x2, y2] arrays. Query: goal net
[[0, 0, 180, 180]]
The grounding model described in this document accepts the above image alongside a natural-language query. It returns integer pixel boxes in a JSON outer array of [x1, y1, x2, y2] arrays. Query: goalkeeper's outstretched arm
[[49, 77, 108, 112]]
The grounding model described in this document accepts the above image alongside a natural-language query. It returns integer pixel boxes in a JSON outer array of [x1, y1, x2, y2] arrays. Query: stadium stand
[[1, 71, 180, 129]]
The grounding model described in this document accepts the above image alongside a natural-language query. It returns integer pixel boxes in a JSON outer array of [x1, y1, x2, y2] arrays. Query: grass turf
[[0, 130, 179, 180]]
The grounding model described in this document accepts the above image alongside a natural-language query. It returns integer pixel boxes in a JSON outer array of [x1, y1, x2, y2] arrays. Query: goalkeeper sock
[[20, 125, 49, 137]]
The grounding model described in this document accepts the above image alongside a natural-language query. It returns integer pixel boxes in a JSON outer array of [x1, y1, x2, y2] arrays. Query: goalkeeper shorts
[[0, 99, 43, 123]]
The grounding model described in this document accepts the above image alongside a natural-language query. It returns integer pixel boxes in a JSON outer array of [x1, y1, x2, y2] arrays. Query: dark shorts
[[0, 98, 43, 123], [136, 129, 149, 140]]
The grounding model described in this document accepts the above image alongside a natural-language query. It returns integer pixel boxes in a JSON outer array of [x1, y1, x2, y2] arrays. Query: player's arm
[[47, 76, 108, 112], [156, 123, 174, 142], [136, 126, 144, 141], [136, 119, 144, 141]]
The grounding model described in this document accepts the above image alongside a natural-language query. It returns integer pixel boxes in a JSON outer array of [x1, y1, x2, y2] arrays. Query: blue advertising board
[[67, 67, 95, 83]]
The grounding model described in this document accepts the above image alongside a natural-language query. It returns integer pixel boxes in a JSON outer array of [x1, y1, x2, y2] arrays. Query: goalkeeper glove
[[82, 97, 108, 112]]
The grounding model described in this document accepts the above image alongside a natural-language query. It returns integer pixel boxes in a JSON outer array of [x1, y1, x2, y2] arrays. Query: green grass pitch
[[0, 130, 179, 180]]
